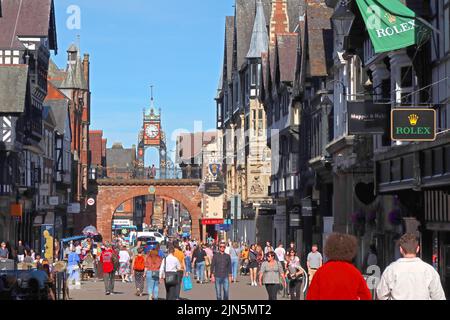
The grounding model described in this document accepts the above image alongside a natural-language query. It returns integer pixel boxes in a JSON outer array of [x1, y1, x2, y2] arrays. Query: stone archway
[[96, 179, 202, 242]]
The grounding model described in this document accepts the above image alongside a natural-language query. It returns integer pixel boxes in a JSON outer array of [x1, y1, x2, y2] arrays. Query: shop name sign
[[375, 19, 416, 39], [201, 218, 224, 225], [348, 101, 389, 135], [391, 109, 436, 141], [204, 182, 224, 197]]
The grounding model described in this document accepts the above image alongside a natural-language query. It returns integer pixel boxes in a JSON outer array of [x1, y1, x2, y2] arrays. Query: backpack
[[134, 255, 145, 271]]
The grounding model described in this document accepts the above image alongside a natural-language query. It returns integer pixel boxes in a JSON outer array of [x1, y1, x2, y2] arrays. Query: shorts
[[248, 260, 258, 269]]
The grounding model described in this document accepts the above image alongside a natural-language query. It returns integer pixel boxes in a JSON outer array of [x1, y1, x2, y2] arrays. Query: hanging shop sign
[[355, 0, 431, 53], [201, 218, 224, 225], [10, 203, 23, 218], [87, 198, 95, 206], [208, 163, 221, 178], [347, 101, 389, 135], [204, 182, 224, 197], [391, 108, 436, 141]]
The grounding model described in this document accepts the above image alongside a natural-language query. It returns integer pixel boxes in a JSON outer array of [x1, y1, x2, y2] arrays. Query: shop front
[[375, 131, 450, 296]]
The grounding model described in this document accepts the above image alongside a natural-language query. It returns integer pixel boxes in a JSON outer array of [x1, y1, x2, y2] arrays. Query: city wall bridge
[[94, 178, 203, 242]]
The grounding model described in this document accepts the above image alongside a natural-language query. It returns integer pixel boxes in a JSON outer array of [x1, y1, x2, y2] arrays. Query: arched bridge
[[96, 179, 202, 242]]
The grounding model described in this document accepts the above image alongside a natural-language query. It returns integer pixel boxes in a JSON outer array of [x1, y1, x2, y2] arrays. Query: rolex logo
[[385, 12, 396, 24], [408, 114, 419, 126]]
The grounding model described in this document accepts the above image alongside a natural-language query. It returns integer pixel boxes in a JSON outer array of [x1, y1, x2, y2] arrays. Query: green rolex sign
[[355, 0, 431, 53], [391, 109, 436, 141]]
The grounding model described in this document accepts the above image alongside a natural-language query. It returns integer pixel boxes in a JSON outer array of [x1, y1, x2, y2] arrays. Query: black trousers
[[265, 284, 278, 300], [175, 270, 184, 299], [289, 279, 302, 300], [165, 283, 178, 300]]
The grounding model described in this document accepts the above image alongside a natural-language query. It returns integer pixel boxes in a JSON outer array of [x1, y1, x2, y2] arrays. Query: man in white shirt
[[274, 243, 286, 265], [160, 246, 181, 300], [376, 233, 446, 300]]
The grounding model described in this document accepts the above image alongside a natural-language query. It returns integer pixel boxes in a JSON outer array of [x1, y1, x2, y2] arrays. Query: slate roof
[[235, 0, 271, 71], [60, 45, 88, 90], [45, 99, 70, 134], [48, 59, 67, 88], [107, 144, 136, 169], [247, 0, 269, 59], [306, 0, 333, 77], [276, 34, 298, 82], [0, 65, 28, 114], [0, 0, 57, 51], [225, 16, 235, 82]]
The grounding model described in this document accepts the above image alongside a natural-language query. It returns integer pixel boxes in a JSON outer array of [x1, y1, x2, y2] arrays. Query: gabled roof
[[276, 34, 297, 83], [0, 65, 28, 114], [42, 105, 57, 128], [107, 145, 136, 169], [246, 0, 269, 59], [306, 0, 333, 77], [60, 45, 88, 90], [235, 0, 271, 71], [0, 0, 57, 51], [45, 99, 70, 135]]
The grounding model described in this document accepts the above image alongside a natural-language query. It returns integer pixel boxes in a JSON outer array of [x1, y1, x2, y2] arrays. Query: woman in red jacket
[[306, 233, 371, 300]]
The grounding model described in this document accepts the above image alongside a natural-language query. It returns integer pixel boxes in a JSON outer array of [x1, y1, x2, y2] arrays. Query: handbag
[[164, 258, 178, 286], [182, 275, 192, 291], [151, 270, 160, 280]]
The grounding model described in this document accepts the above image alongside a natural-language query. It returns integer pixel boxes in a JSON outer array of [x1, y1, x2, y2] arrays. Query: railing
[[102, 166, 203, 180]]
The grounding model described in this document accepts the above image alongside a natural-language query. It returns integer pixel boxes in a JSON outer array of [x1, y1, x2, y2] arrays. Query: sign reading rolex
[[355, 0, 431, 53], [391, 109, 436, 141]]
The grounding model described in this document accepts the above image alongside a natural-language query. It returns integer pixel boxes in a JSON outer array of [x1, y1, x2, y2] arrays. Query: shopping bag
[[183, 275, 193, 291]]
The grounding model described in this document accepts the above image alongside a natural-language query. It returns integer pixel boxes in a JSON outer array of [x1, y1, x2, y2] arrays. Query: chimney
[[83, 53, 90, 88], [269, 0, 289, 47]]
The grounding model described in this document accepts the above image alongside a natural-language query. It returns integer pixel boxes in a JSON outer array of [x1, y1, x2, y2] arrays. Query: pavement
[[69, 274, 295, 301]]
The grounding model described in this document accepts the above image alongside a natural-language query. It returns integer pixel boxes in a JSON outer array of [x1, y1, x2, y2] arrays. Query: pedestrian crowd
[[2, 231, 446, 301]]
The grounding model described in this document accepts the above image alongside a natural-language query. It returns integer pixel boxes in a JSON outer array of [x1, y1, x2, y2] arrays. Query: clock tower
[[137, 88, 169, 179]]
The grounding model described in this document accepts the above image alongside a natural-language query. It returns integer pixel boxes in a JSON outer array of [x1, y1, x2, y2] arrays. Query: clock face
[[145, 124, 159, 139]]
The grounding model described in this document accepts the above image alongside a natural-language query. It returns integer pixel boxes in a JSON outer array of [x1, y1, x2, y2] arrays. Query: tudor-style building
[[0, 0, 58, 245], [257, 0, 334, 254]]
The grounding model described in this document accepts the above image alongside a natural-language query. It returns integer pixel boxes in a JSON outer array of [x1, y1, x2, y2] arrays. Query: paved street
[[70, 274, 292, 301]]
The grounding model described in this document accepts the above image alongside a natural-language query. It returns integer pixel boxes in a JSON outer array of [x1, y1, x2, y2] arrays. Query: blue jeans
[[231, 258, 239, 280], [146, 271, 159, 299], [67, 265, 80, 285], [196, 261, 205, 282], [215, 277, 229, 300], [185, 256, 192, 274]]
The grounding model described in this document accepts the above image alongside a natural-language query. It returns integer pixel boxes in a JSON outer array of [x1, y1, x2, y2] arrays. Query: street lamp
[[331, 0, 355, 42]]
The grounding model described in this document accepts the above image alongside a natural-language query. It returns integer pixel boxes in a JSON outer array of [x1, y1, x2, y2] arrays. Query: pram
[[240, 259, 249, 276], [81, 253, 95, 281]]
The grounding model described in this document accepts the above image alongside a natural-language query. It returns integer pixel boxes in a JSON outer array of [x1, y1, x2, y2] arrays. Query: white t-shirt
[[274, 247, 286, 262], [119, 250, 130, 263]]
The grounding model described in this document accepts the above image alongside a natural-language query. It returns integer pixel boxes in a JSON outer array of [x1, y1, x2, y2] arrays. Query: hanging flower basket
[[388, 209, 402, 225], [351, 210, 366, 225]]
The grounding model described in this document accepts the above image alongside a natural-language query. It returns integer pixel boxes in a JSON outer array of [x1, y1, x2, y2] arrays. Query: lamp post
[[331, 0, 355, 48]]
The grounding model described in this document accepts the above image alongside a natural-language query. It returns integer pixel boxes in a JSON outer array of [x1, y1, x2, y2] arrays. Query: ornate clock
[[145, 123, 160, 139]]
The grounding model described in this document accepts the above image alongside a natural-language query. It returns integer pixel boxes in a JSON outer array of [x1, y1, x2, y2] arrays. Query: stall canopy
[[355, 0, 431, 53]]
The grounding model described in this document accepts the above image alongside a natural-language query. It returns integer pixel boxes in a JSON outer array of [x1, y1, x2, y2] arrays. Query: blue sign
[[215, 224, 231, 231]]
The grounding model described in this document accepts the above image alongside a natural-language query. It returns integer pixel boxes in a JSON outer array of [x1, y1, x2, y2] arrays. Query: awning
[[355, 0, 431, 53]]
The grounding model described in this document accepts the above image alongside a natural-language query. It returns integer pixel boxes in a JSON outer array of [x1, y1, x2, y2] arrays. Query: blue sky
[[52, 0, 234, 165]]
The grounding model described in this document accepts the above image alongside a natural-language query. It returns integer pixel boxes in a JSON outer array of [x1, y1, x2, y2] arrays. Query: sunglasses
[[219, 245, 226, 248]]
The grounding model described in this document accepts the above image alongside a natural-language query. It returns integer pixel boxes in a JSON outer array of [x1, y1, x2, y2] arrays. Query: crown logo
[[385, 13, 396, 24], [408, 114, 419, 126]]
